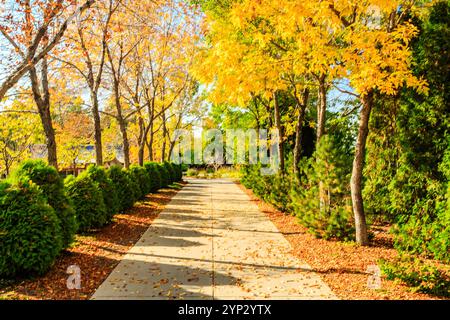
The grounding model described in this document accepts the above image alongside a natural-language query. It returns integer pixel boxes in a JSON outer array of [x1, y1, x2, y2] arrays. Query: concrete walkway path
[[92, 179, 337, 300]]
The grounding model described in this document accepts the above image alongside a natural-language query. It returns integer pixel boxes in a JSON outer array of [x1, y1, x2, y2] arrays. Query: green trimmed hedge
[[129, 165, 151, 199], [12, 160, 77, 249], [163, 162, 177, 184], [0, 181, 63, 277], [65, 173, 108, 232], [126, 169, 142, 202], [144, 162, 162, 192], [85, 165, 119, 222], [157, 163, 170, 187], [0, 161, 181, 278], [107, 165, 135, 211], [168, 163, 183, 182]]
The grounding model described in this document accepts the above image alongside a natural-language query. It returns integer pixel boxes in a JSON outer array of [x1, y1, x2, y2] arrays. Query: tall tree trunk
[[4, 150, 11, 177], [146, 98, 155, 161], [118, 117, 130, 169], [351, 91, 373, 246], [40, 104, 58, 169], [148, 134, 154, 161], [317, 74, 327, 144], [138, 146, 145, 166], [317, 74, 328, 212], [112, 82, 130, 168], [30, 59, 58, 169], [168, 133, 177, 162], [79, 18, 108, 167], [137, 117, 150, 166], [273, 91, 284, 173], [148, 125, 154, 161], [293, 88, 309, 177], [106, 39, 131, 168], [138, 118, 145, 167], [138, 145, 145, 166], [90, 90, 103, 165], [161, 111, 167, 162]]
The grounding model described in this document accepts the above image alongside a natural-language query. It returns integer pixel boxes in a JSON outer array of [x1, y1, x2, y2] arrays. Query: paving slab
[[91, 179, 337, 300]]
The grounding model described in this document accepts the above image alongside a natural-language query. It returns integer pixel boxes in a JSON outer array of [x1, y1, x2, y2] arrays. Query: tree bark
[[293, 88, 309, 177], [317, 74, 327, 144], [40, 106, 58, 169], [138, 117, 145, 166], [168, 138, 176, 162], [112, 79, 130, 168], [145, 93, 155, 161], [118, 116, 130, 169], [106, 41, 131, 168], [90, 91, 103, 165], [161, 111, 167, 162], [138, 145, 145, 166], [148, 128, 154, 161], [137, 117, 151, 166], [351, 91, 373, 246], [317, 74, 328, 212], [30, 59, 58, 169], [273, 91, 284, 173], [3, 149, 11, 177]]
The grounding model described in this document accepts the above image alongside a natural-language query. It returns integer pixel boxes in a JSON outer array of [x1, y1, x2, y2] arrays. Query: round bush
[[173, 163, 183, 181], [85, 165, 120, 222], [158, 164, 170, 187], [107, 166, 135, 211], [65, 174, 108, 232], [129, 165, 151, 198], [125, 169, 142, 201], [163, 162, 177, 184], [0, 181, 63, 277], [12, 159, 77, 249], [144, 162, 162, 192]]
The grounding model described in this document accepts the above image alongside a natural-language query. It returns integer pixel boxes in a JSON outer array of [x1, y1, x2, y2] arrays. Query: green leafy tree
[[364, 1, 450, 260], [290, 132, 355, 241]]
